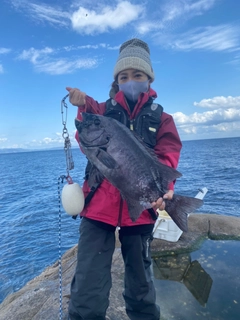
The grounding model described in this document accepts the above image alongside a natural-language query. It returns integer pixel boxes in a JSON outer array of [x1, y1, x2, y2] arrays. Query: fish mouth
[[80, 137, 109, 148], [79, 130, 110, 148], [80, 129, 108, 147], [75, 116, 110, 147]]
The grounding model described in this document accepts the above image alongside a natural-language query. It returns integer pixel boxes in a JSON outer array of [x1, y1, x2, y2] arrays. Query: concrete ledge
[[0, 214, 240, 320]]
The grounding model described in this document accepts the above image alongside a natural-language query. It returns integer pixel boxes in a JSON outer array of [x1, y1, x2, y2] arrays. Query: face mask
[[118, 80, 149, 102]]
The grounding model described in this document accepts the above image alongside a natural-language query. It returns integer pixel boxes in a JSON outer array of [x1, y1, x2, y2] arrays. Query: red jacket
[[75, 88, 182, 227]]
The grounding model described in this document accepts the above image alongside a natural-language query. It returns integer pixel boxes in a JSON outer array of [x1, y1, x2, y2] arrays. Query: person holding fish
[[66, 39, 183, 320]]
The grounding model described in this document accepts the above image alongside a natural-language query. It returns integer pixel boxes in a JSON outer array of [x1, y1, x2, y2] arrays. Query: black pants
[[68, 218, 160, 320]]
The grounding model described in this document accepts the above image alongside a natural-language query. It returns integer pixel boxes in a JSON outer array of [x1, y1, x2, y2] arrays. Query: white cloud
[[177, 120, 240, 139], [172, 95, 240, 139], [34, 58, 98, 75], [24, 130, 78, 148], [11, 0, 143, 34], [136, 0, 216, 35], [180, 124, 240, 140], [29, 3, 70, 26], [134, 1, 240, 54], [63, 45, 98, 51], [0, 48, 11, 73], [25, 130, 78, 148], [137, 21, 161, 35], [42, 137, 57, 144], [174, 108, 240, 126], [194, 96, 240, 108], [71, 1, 144, 35], [152, 24, 240, 52], [17, 47, 98, 74], [0, 48, 11, 54], [63, 43, 119, 52], [161, 0, 216, 22], [18, 47, 54, 64], [167, 24, 240, 52], [212, 121, 240, 132], [10, 0, 70, 27]]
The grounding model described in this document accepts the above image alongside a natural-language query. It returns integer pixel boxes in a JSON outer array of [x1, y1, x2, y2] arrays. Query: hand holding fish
[[151, 190, 174, 211], [66, 87, 86, 106]]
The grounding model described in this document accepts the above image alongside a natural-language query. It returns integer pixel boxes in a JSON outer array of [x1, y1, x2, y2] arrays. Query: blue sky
[[0, 0, 240, 149]]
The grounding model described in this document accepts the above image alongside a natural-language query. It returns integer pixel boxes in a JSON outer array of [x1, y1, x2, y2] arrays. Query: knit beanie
[[113, 38, 155, 82]]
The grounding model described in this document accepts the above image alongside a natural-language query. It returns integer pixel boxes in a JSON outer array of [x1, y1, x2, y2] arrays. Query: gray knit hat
[[113, 38, 155, 81]]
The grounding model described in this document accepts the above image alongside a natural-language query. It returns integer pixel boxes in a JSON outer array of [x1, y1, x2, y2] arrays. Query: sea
[[0, 137, 239, 304]]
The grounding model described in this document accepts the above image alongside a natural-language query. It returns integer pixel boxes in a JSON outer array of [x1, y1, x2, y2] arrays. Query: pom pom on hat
[[113, 38, 154, 81]]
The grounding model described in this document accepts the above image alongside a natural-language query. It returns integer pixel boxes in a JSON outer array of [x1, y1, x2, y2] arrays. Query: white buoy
[[61, 183, 85, 216]]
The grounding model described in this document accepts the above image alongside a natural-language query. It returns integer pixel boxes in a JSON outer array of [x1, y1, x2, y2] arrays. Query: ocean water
[[0, 137, 239, 304]]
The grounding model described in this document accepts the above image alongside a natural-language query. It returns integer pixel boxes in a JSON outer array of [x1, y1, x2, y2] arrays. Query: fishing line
[[57, 176, 65, 320]]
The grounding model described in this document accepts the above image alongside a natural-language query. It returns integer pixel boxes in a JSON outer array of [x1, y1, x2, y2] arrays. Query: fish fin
[[131, 130, 182, 189], [132, 132, 163, 162], [132, 132, 181, 178], [123, 196, 147, 222], [165, 195, 203, 232], [151, 163, 182, 192], [96, 148, 118, 169]]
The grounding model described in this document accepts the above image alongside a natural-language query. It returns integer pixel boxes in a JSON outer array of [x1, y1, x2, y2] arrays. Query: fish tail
[[165, 195, 203, 232]]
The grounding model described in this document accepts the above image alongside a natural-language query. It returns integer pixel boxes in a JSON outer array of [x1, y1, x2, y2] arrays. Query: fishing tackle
[[60, 94, 85, 216]]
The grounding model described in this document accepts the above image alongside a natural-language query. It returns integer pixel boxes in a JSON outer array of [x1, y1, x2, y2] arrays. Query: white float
[[61, 182, 85, 216]]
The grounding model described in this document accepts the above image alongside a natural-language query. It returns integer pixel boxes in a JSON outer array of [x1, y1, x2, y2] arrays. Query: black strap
[[147, 208, 158, 221], [72, 182, 101, 220], [85, 183, 101, 206]]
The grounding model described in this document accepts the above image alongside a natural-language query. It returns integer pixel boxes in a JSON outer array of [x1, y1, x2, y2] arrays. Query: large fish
[[75, 113, 203, 232]]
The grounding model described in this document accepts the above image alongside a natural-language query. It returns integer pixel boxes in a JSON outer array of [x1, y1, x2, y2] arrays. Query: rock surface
[[0, 214, 240, 320]]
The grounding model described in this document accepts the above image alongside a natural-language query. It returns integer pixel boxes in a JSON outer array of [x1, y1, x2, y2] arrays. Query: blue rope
[[58, 176, 66, 320]]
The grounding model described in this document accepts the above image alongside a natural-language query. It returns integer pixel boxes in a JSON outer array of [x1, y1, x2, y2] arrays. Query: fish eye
[[94, 118, 101, 125]]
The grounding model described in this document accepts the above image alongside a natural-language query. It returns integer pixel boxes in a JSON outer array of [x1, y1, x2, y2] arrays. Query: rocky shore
[[0, 213, 240, 320]]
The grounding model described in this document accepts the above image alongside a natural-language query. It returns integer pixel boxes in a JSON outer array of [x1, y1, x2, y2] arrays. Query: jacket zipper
[[130, 119, 134, 131], [125, 99, 134, 131]]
